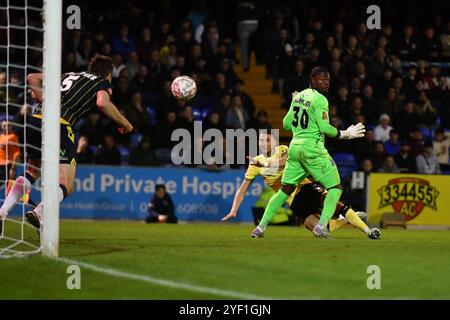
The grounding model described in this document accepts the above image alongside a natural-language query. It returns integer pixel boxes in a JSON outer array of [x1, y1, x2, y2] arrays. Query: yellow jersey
[[244, 145, 311, 206]]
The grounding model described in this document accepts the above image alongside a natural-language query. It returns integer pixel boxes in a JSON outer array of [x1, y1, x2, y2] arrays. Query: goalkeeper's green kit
[[258, 88, 342, 229], [281, 88, 340, 188]]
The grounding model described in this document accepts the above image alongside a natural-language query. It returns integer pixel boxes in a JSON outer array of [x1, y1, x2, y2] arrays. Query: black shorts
[[290, 183, 341, 223], [26, 116, 77, 165]]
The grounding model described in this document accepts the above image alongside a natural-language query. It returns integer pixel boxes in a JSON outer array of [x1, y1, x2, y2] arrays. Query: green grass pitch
[[1, 220, 450, 299]]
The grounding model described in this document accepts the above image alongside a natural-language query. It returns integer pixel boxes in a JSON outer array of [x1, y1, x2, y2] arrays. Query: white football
[[171, 75, 197, 101]]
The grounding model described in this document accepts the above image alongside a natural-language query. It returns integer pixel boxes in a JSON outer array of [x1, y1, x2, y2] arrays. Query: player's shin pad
[[344, 208, 369, 233]]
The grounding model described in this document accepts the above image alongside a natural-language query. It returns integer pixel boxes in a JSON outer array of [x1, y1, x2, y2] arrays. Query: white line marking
[[55, 257, 276, 300]]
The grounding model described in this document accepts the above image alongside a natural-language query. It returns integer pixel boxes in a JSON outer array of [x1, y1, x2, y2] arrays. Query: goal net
[[0, 0, 61, 258]]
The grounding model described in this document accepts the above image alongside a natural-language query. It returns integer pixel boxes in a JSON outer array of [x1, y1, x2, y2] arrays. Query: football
[[171, 75, 197, 101]]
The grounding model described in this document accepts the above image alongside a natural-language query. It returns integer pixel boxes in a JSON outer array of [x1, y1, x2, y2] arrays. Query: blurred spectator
[[12, 104, 32, 145], [248, 110, 272, 132], [396, 102, 419, 139], [384, 130, 401, 156], [396, 25, 417, 61], [361, 84, 377, 123], [380, 88, 403, 118], [95, 134, 121, 166], [416, 140, 441, 174], [62, 52, 78, 73], [0, 72, 6, 104], [335, 86, 350, 116], [156, 81, 178, 122], [416, 91, 437, 128], [418, 26, 441, 61], [361, 158, 374, 175], [371, 141, 388, 171], [234, 80, 255, 118], [131, 65, 152, 93], [154, 111, 179, 149], [112, 53, 126, 78], [236, 1, 258, 72], [408, 128, 426, 157], [378, 156, 401, 173], [79, 112, 107, 146], [283, 59, 308, 106], [395, 142, 417, 173], [112, 25, 137, 58], [225, 95, 249, 129], [123, 92, 150, 134], [203, 111, 224, 131], [136, 27, 159, 64], [130, 136, 158, 166], [354, 128, 375, 161], [125, 51, 140, 80], [76, 37, 95, 68], [346, 96, 364, 125], [374, 114, 393, 143], [433, 128, 449, 170], [0, 121, 20, 184], [76, 135, 94, 164], [145, 184, 177, 224]]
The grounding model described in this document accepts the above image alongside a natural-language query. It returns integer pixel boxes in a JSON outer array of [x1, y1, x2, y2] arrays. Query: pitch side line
[[56, 257, 276, 300]]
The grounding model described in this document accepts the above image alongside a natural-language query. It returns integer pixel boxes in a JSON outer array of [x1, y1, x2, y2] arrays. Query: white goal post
[[41, 0, 62, 257]]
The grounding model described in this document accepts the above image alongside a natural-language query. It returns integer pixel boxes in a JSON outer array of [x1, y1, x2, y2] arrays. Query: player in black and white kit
[[0, 55, 133, 233]]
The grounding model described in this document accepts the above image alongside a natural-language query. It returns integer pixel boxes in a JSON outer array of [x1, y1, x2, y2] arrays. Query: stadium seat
[[332, 152, 356, 165], [146, 107, 157, 125], [155, 148, 172, 163], [201, 108, 212, 119], [192, 107, 202, 120], [130, 133, 143, 148], [119, 146, 130, 166], [419, 127, 432, 139], [89, 145, 98, 155]]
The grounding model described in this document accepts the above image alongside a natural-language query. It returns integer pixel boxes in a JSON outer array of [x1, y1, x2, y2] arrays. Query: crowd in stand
[[1, 0, 450, 176]]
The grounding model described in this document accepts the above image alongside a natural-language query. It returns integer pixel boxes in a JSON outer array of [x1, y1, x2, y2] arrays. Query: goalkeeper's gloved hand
[[339, 122, 366, 140]]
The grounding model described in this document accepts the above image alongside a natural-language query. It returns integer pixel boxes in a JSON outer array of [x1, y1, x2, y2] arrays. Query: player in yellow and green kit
[[251, 66, 367, 238], [221, 132, 380, 240]]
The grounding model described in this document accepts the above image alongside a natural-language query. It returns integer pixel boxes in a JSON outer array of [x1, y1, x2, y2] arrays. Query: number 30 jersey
[[282, 88, 338, 147], [33, 72, 111, 127]]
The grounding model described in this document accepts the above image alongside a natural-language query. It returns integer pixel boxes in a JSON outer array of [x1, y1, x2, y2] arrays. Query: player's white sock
[[33, 186, 66, 220], [338, 214, 348, 223], [363, 226, 370, 235], [0, 176, 32, 218]]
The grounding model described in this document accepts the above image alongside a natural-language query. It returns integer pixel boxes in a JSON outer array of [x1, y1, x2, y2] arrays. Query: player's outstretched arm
[[26, 73, 43, 102], [96, 90, 133, 134], [221, 178, 253, 221]]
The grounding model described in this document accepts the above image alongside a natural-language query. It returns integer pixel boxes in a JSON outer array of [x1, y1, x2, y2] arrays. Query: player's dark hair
[[88, 54, 113, 78], [310, 66, 329, 79]]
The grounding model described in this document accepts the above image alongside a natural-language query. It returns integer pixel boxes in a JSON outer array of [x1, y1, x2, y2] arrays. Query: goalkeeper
[[221, 132, 380, 239], [251, 66, 366, 238]]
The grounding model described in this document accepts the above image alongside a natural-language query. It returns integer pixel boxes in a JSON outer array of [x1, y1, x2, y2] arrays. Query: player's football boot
[[312, 224, 331, 238], [25, 210, 41, 236], [368, 228, 381, 240], [251, 226, 265, 238]]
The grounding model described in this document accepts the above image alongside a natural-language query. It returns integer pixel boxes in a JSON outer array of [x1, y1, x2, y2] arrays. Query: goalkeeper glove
[[339, 122, 366, 140]]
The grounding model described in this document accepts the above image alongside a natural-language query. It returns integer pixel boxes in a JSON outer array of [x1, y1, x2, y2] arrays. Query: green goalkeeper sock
[[319, 188, 343, 226], [259, 190, 290, 229]]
